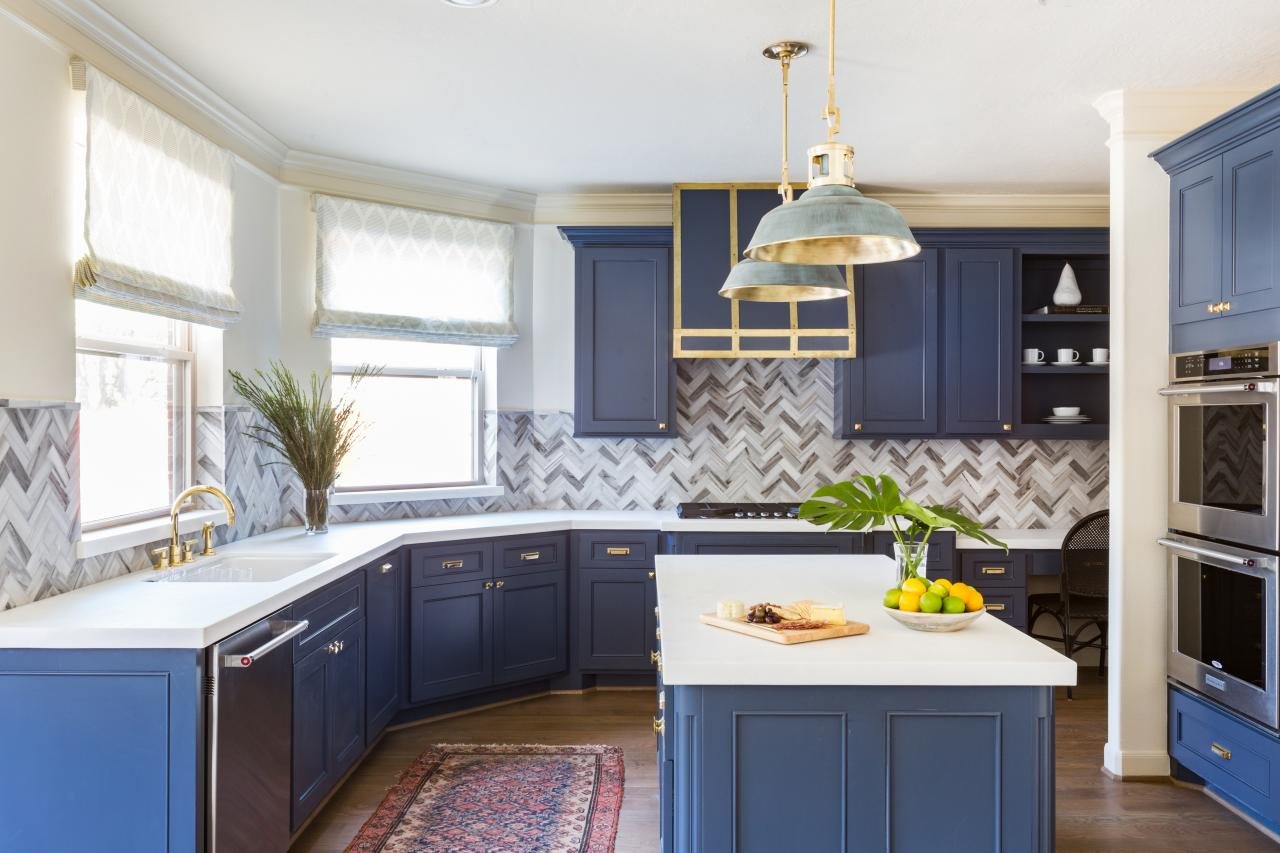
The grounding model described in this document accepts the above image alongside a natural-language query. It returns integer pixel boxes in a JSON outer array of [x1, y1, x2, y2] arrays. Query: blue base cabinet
[[365, 551, 403, 743], [577, 567, 657, 671], [494, 569, 568, 684], [409, 578, 494, 703]]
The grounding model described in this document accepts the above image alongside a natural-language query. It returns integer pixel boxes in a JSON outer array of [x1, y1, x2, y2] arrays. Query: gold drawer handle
[[981, 566, 1007, 575], [650, 650, 661, 664], [495, 580, 505, 589], [605, 546, 631, 556], [520, 551, 541, 561], [986, 603, 1006, 612], [648, 571, 656, 580], [653, 715, 665, 735], [442, 559, 465, 570], [483, 581, 494, 589], [1211, 742, 1232, 761]]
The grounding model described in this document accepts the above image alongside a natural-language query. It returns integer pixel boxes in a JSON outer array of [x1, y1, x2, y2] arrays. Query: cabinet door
[[292, 645, 334, 830], [943, 248, 1014, 435], [575, 246, 674, 436], [1222, 127, 1280, 316], [837, 248, 939, 436], [578, 567, 658, 671], [493, 570, 568, 684], [1170, 157, 1224, 324], [409, 579, 493, 703], [328, 620, 366, 780], [365, 554, 402, 743]]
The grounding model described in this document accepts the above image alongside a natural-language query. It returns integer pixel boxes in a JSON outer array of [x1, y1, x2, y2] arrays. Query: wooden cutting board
[[699, 612, 870, 645]]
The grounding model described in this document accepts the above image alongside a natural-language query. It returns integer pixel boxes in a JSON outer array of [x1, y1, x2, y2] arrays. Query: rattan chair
[[1027, 510, 1109, 699]]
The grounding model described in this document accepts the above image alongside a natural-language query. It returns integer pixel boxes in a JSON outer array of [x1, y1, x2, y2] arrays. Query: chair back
[[1061, 510, 1109, 599]]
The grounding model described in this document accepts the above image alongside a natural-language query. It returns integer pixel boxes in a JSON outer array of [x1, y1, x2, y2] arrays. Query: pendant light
[[719, 42, 849, 302], [744, 0, 920, 266]]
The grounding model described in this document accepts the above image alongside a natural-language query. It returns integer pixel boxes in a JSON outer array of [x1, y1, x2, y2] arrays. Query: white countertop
[[653, 554, 1077, 687], [0, 509, 1068, 649]]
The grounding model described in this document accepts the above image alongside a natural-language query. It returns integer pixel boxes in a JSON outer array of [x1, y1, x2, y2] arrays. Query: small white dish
[[1052, 406, 1080, 417], [1043, 416, 1092, 424], [1050, 360, 1081, 367], [883, 606, 985, 633], [1086, 361, 1109, 367]]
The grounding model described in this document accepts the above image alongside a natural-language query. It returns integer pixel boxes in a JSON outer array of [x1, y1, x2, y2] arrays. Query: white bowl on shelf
[[882, 606, 985, 633], [1052, 406, 1081, 417]]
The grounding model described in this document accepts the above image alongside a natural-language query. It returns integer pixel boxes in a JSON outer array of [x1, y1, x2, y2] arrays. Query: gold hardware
[[650, 650, 662, 664], [484, 581, 494, 589], [326, 640, 345, 655], [655, 606, 660, 617], [519, 551, 541, 561], [495, 580, 505, 589], [605, 547, 631, 556], [1208, 303, 1216, 314], [648, 571, 656, 580], [1002, 423, 1012, 432], [181, 539, 197, 564], [657, 422, 668, 430], [200, 521, 217, 557], [442, 559, 465, 570], [1222, 301, 1231, 312], [854, 423, 863, 431], [380, 562, 394, 574], [150, 546, 172, 570], [987, 603, 1006, 612], [656, 627, 662, 641], [981, 566, 1007, 575], [653, 715, 665, 735], [658, 691, 665, 710], [169, 485, 236, 563], [1211, 742, 1232, 760]]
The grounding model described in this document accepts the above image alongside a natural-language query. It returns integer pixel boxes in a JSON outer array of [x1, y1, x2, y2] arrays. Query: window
[[332, 338, 483, 492], [75, 301, 192, 528]]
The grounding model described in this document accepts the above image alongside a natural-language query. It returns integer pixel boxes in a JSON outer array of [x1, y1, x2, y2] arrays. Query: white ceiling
[[93, 0, 1280, 194]]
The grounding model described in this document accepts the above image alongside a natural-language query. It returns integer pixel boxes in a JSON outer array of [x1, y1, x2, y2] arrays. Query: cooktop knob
[[734, 511, 744, 518]]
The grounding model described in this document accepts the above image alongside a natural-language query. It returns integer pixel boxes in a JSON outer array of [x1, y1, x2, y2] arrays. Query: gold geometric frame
[[673, 182, 856, 358]]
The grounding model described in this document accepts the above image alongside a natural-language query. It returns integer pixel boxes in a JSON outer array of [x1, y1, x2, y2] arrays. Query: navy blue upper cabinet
[[1222, 127, 1280, 315], [493, 569, 568, 684], [1169, 158, 1224, 324], [563, 228, 675, 438], [944, 248, 1015, 435], [409, 578, 493, 703], [364, 552, 403, 743], [837, 249, 939, 437]]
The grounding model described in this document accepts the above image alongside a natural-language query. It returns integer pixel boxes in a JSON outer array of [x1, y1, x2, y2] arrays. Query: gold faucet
[[162, 485, 237, 567]]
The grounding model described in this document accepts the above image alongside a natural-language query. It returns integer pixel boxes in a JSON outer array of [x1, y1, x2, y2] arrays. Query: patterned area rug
[[344, 743, 625, 852]]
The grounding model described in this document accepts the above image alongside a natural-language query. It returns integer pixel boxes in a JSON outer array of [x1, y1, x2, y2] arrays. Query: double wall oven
[[1160, 343, 1280, 728]]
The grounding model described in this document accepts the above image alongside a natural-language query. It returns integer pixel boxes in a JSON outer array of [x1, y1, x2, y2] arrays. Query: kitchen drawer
[[411, 540, 494, 587], [1170, 686, 1280, 822], [574, 530, 660, 569], [981, 590, 1025, 629], [496, 533, 568, 577], [293, 572, 364, 657], [961, 551, 1025, 588]]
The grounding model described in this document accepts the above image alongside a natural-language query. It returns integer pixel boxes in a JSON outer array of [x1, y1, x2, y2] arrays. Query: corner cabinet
[[562, 227, 675, 438]]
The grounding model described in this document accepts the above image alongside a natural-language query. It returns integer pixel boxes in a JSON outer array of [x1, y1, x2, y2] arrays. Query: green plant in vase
[[799, 474, 1007, 582], [229, 360, 378, 534]]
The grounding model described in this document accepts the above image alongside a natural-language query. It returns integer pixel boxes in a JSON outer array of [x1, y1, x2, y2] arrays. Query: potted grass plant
[[799, 474, 1007, 583], [229, 361, 376, 534]]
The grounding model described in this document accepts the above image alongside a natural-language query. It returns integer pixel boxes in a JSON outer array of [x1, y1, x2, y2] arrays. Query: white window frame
[[332, 348, 486, 493], [75, 324, 194, 531]]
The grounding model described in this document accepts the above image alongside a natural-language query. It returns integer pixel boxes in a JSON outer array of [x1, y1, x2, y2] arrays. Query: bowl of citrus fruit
[[882, 576, 985, 632]]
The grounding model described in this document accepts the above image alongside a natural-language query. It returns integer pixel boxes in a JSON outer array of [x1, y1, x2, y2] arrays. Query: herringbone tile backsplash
[[0, 359, 1107, 608]]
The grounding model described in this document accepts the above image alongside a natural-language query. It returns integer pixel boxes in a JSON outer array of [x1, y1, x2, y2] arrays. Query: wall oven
[[1160, 533, 1278, 728], [1160, 343, 1280, 552]]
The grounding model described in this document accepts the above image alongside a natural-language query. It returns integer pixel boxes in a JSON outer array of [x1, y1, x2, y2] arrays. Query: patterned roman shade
[[312, 194, 518, 346], [71, 61, 238, 328]]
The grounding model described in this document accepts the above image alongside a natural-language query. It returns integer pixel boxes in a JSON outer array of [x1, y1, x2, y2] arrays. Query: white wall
[[222, 162, 284, 399], [505, 225, 575, 413]]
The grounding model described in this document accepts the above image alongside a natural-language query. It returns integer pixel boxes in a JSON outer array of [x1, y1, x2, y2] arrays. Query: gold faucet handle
[[201, 521, 217, 557], [150, 547, 172, 570], [181, 540, 198, 564]]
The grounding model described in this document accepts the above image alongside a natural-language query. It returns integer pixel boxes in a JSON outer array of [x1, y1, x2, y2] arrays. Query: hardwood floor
[[292, 675, 1276, 852]]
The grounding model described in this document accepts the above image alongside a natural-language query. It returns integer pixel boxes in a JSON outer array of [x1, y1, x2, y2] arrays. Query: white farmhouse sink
[[146, 553, 336, 583]]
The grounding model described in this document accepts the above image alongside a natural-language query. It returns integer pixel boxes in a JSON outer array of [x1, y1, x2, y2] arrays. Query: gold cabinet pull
[[986, 602, 1006, 612], [650, 650, 661, 664], [1222, 301, 1231, 312], [657, 422, 668, 430], [519, 551, 541, 561], [1208, 302, 1217, 314], [326, 640, 345, 655], [658, 691, 665, 710], [483, 581, 494, 589], [655, 627, 662, 641], [442, 559, 464, 570], [653, 715, 665, 735], [1211, 742, 1232, 760], [853, 423, 863, 431], [981, 566, 1007, 575], [1002, 423, 1012, 432], [495, 580, 505, 589], [380, 562, 394, 574], [605, 546, 631, 556], [648, 571, 656, 580]]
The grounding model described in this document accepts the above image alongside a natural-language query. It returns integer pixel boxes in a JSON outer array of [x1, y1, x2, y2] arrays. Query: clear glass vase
[[893, 541, 929, 585], [304, 486, 333, 535]]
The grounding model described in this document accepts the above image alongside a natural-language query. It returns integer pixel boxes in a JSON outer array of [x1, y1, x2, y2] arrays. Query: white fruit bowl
[[882, 606, 985, 633]]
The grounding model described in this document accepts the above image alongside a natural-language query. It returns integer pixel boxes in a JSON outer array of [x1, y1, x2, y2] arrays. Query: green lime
[[926, 582, 948, 598], [919, 591, 943, 613], [942, 595, 966, 614], [883, 588, 903, 609]]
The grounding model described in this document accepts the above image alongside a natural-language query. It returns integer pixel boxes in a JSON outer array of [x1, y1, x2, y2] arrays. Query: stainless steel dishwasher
[[207, 607, 309, 852]]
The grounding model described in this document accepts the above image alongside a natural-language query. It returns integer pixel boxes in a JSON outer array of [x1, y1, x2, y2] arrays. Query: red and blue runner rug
[[344, 743, 625, 852]]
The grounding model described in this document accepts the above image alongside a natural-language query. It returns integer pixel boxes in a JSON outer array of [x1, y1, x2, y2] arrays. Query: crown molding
[[1093, 88, 1261, 142], [27, 0, 288, 169], [281, 150, 538, 223], [873, 193, 1110, 228], [535, 193, 673, 226]]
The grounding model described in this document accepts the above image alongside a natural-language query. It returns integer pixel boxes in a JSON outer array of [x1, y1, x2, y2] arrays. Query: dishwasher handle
[[222, 619, 309, 668]]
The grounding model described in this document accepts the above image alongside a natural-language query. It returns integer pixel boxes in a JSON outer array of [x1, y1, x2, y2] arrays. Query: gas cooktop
[[675, 502, 801, 520]]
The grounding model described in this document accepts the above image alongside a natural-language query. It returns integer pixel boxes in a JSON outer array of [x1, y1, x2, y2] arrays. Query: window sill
[[332, 484, 505, 506], [77, 509, 229, 559]]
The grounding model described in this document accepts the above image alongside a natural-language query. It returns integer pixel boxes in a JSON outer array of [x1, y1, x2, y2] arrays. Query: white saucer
[[1086, 361, 1110, 367], [1050, 361, 1082, 367], [1043, 416, 1092, 424], [1023, 361, 1047, 367]]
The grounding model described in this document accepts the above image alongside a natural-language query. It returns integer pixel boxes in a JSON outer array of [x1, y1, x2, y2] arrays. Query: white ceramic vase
[[1052, 262, 1082, 306]]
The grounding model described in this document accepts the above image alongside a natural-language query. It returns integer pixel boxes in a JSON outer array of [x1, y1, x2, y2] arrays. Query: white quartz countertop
[[653, 554, 1077, 687], [0, 508, 1068, 649]]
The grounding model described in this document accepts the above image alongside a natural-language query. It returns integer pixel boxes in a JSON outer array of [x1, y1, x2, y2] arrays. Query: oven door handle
[[1157, 538, 1257, 567], [1157, 381, 1273, 396]]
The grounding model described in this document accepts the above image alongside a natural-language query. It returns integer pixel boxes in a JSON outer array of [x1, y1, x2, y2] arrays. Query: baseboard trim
[[1102, 743, 1171, 778], [387, 690, 549, 730]]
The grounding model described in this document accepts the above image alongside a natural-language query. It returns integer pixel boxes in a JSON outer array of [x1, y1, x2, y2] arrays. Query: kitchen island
[[654, 554, 1076, 853]]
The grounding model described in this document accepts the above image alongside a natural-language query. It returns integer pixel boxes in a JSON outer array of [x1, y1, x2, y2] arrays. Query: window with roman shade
[[312, 193, 518, 346], [71, 60, 238, 328]]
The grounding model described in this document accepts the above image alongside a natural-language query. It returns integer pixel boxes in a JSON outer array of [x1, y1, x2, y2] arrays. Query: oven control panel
[[1174, 345, 1273, 380]]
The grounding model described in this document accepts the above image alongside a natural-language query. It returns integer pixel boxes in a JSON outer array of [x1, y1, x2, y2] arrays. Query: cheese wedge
[[716, 599, 746, 619], [806, 602, 846, 626]]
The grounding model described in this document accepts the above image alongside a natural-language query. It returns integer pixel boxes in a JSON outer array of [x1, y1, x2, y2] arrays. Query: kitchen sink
[[146, 554, 336, 583]]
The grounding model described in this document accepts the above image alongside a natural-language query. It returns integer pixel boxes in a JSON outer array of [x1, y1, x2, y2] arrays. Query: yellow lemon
[[901, 577, 927, 595], [935, 577, 953, 591], [899, 591, 922, 613], [965, 590, 985, 612], [949, 582, 971, 598]]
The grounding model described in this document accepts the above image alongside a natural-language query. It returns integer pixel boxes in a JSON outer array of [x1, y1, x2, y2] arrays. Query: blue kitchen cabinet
[[836, 248, 940, 437], [292, 618, 366, 831], [409, 578, 494, 703], [563, 228, 675, 437], [944, 247, 1015, 435], [493, 568, 568, 683], [1221, 126, 1280, 316], [666, 531, 862, 555], [365, 551, 403, 743], [1168, 157, 1224, 325], [578, 567, 658, 671]]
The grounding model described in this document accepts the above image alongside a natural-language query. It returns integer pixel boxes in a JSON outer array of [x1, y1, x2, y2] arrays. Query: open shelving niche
[[1016, 253, 1109, 439]]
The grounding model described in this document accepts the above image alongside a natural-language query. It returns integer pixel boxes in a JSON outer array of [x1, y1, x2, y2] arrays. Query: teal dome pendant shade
[[718, 257, 849, 302], [744, 182, 921, 265]]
